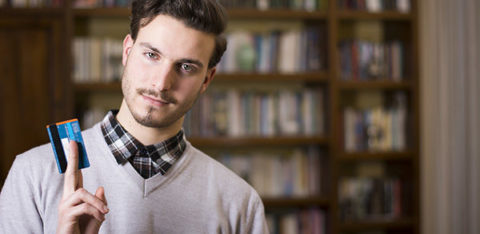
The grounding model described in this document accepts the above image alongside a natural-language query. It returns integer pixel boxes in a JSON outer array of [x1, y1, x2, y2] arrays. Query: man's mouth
[[137, 88, 177, 106], [142, 95, 170, 107]]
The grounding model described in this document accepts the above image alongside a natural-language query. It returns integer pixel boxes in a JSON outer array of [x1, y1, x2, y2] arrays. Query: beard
[[121, 67, 203, 129]]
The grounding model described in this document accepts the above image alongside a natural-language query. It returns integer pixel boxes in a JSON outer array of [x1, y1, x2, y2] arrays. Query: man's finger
[[95, 187, 107, 205], [63, 140, 80, 196], [63, 188, 109, 214]]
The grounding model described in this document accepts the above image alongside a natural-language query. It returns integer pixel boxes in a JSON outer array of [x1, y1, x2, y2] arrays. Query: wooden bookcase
[[0, 0, 420, 233]]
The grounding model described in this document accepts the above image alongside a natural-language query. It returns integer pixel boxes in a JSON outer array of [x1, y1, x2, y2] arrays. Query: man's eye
[[181, 64, 194, 72], [145, 52, 158, 59]]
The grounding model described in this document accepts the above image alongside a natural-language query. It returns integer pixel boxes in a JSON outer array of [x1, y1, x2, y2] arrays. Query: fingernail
[[103, 206, 109, 213]]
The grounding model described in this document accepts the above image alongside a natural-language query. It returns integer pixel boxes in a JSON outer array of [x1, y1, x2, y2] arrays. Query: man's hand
[[57, 141, 109, 234]]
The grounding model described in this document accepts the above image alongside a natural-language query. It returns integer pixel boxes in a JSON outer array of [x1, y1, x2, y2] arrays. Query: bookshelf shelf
[[216, 72, 329, 82], [74, 82, 121, 92], [338, 151, 414, 161], [0, 7, 65, 16], [339, 218, 414, 231], [263, 196, 330, 207], [189, 136, 329, 147], [337, 11, 412, 20], [74, 72, 329, 92], [337, 80, 412, 90]]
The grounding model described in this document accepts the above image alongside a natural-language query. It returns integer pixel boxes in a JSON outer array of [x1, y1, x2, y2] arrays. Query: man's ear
[[122, 34, 134, 66], [200, 67, 216, 94]]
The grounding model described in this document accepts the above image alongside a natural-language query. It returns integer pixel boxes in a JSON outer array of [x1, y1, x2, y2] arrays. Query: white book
[[366, 0, 381, 12], [227, 90, 242, 137], [80, 38, 87, 83], [278, 90, 299, 135], [85, 39, 91, 82], [11, 0, 27, 8], [278, 31, 300, 73], [90, 38, 102, 82], [73, 38, 83, 83], [258, 33, 270, 73], [304, 0, 316, 11], [223, 33, 237, 73], [397, 0, 410, 13], [257, 0, 268, 10]]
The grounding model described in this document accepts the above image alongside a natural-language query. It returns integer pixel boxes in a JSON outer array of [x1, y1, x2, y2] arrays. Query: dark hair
[[130, 0, 228, 68]]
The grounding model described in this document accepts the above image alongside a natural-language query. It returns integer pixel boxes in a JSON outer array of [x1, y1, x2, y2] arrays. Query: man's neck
[[115, 103, 183, 146]]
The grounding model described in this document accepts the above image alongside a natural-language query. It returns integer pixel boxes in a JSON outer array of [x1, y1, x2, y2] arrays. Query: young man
[[0, 0, 268, 233]]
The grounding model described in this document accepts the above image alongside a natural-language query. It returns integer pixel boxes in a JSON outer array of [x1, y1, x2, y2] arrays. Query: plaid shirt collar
[[100, 110, 186, 176]]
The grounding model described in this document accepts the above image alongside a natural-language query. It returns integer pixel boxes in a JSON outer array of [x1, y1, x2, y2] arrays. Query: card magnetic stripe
[[47, 124, 68, 173]]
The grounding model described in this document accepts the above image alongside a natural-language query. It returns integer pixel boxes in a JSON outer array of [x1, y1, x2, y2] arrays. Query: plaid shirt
[[100, 110, 186, 179]]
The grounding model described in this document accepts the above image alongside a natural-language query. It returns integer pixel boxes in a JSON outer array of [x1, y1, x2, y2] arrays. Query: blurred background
[[0, 0, 478, 234]]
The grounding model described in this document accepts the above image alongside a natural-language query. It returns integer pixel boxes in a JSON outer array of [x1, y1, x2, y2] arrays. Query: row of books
[[72, 0, 325, 9], [218, 0, 326, 11], [338, 40, 405, 81], [343, 92, 407, 152], [217, 28, 326, 74], [266, 208, 326, 234], [218, 147, 322, 197], [184, 88, 325, 137], [74, 0, 129, 8], [338, 177, 403, 221], [73, 37, 123, 83], [338, 0, 410, 12], [1, 0, 62, 7]]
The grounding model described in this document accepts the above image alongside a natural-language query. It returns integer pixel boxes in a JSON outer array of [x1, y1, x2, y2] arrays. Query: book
[[218, 147, 323, 197], [184, 87, 325, 137], [73, 37, 123, 83], [338, 40, 405, 81], [339, 176, 403, 221], [217, 27, 325, 74], [343, 92, 407, 152]]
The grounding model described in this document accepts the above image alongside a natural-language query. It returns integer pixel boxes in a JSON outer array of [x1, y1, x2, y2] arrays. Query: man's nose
[[151, 62, 175, 91]]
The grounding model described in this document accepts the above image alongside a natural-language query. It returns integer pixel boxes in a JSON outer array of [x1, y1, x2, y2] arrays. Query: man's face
[[121, 14, 216, 128]]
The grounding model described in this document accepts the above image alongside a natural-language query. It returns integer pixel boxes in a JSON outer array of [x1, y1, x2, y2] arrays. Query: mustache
[[137, 88, 177, 104]]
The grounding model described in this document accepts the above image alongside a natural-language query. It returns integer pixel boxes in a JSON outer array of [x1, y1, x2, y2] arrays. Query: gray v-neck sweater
[[0, 123, 268, 233]]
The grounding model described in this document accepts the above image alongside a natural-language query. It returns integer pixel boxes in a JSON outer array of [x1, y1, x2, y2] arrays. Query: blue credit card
[[46, 119, 90, 174]]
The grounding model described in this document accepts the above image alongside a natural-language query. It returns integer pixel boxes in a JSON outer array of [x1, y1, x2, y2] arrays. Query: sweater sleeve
[[247, 195, 269, 234], [0, 155, 44, 233]]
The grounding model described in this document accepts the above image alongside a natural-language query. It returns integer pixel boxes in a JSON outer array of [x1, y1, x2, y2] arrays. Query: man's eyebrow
[[139, 42, 204, 68], [140, 42, 161, 54]]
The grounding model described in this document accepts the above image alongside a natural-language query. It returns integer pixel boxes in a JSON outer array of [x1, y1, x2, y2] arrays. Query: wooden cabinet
[[0, 14, 72, 187]]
